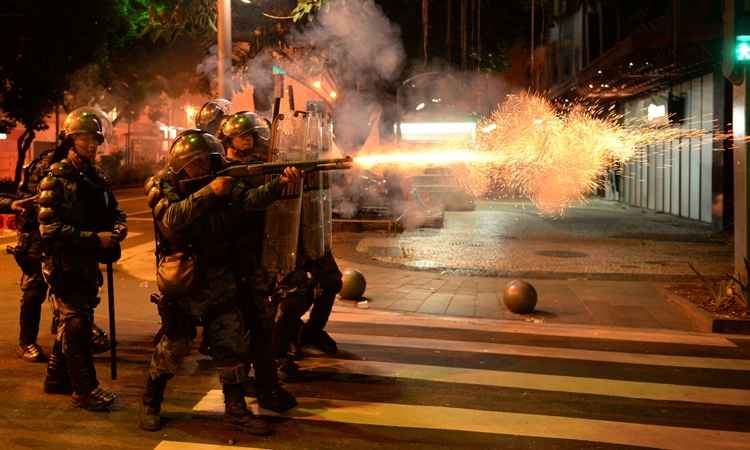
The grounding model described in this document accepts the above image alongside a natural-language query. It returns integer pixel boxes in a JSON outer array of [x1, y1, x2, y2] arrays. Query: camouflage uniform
[[219, 112, 296, 411], [140, 148, 284, 433], [5, 147, 67, 362], [38, 157, 127, 405]]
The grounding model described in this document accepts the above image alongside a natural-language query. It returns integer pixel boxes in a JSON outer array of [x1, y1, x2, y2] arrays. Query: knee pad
[[218, 364, 248, 385], [60, 316, 92, 353]]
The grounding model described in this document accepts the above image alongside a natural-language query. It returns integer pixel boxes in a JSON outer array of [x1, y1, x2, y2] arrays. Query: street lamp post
[[217, 0, 233, 99]]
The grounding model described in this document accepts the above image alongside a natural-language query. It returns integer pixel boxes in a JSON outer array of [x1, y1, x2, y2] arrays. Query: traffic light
[[724, 0, 750, 84], [738, 35, 750, 62]]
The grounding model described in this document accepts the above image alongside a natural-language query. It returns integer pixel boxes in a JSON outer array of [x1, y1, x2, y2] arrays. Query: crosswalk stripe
[[299, 357, 750, 407], [154, 441, 269, 450], [332, 332, 750, 371], [328, 308, 738, 347], [127, 209, 152, 216], [193, 392, 750, 450]]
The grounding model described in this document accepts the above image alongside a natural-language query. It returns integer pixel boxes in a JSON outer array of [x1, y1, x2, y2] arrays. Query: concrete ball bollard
[[340, 269, 367, 300], [501, 279, 538, 314]]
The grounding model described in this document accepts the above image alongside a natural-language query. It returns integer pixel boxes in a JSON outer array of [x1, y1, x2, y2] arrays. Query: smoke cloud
[[292, 0, 405, 85]]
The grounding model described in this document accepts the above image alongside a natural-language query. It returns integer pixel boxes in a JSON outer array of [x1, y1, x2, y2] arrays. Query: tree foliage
[[0, 0, 133, 184]]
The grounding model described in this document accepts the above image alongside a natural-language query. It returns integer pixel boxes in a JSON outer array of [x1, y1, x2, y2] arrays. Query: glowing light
[[355, 148, 493, 169], [597, 70, 602, 74], [107, 107, 119, 123], [737, 39, 750, 62], [588, 84, 594, 88], [480, 123, 497, 133], [400, 121, 476, 143], [329, 91, 337, 99], [415, 102, 425, 111], [159, 124, 180, 140], [240, 0, 252, 3], [312, 80, 322, 89], [0, 133, 6, 140], [647, 103, 666, 121], [360, 93, 720, 217], [431, 98, 442, 103], [474, 93, 712, 215], [185, 105, 197, 125]]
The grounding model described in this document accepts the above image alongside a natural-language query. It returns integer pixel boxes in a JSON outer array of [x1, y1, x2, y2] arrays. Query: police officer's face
[[184, 155, 211, 179], [73, 133, 100, 161], [232, 134, 254, 153]]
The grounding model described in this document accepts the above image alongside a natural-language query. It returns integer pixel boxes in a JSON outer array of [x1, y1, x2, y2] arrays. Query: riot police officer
[[38, 107, 127, 411], [139, 129, 301, 433], [195, 98, 233, 136], [219, 111, 297, 412], [1, 139, 111, 365]]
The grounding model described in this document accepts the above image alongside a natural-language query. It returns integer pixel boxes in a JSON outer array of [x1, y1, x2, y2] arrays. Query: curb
[[664, 291, 750, 334]]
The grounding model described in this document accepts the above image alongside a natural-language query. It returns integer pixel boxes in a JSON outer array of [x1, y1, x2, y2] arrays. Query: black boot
[[276, 357, 301, 383], [65, 319, 115, 411], [43, 340, 71, 394], [138, 374, 170, 431], [299, 325, 338, 355], [258, 385, 297, 413], [71, 387, 117, 411], [18, 343, 46, 363], [222, 384, 272, 436]]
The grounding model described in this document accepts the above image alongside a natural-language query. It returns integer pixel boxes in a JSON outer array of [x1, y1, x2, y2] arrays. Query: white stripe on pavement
[[193, 392, 750, 450], [331, 332, 750, 371], [154, 442, 269, 450], [127, 209, 152, 216], [328, 308, 738, 348], [300, 357, 750, 407]]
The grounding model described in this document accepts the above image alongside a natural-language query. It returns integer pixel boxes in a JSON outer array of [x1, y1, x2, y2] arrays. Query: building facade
[[537, 0, 731, 230]]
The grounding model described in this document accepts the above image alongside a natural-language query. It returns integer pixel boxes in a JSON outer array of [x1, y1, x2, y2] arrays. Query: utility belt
[[156, 243, 235, 298]]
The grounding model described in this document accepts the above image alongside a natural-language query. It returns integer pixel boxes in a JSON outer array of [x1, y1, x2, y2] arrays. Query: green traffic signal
[[737, 35, 750, 62]]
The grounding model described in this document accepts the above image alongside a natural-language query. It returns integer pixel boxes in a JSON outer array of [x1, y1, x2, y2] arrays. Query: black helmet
[[61, 107, 110, 144], [195, 98, 232, 135], [219, 111, 271, 153], [168, 129, 225, 176]]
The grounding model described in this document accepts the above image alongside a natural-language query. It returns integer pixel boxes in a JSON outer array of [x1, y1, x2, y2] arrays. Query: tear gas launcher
[[218, 155, 353, 178], [178, 156, 353, 192]]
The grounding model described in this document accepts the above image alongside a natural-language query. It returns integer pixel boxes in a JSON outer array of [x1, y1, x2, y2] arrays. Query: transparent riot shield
[[300, 104, 334, 260], [261, 112, 304, 276]]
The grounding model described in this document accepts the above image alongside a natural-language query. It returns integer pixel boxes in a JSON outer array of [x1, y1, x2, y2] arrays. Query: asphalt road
[[0, 188, 748, 449]]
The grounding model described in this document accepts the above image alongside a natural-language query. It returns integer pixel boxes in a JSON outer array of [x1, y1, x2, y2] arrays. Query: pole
[[531, 0, 535, 87], [422, 0, 429, 66], [106, 263, 117, 380], [55, 104, 60, 146], [217, 0, 233, 99], [745, 67, 750, 270]]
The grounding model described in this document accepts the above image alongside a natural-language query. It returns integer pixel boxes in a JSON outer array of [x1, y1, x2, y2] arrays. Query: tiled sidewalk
[[336, 257, 697, 331]]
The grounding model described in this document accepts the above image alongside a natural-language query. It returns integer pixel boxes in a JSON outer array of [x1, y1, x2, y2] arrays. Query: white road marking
[[193, 392, 750, 450], [300, 357, 750, 406], [331, 332, 750, 371]]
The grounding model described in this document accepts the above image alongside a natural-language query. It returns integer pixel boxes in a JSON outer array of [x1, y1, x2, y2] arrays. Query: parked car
[[331, 169, 444, 229], [409, 167, 476, 211]]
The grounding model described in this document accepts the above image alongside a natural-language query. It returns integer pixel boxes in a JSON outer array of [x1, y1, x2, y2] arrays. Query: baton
[[106, 262, 117, 380]]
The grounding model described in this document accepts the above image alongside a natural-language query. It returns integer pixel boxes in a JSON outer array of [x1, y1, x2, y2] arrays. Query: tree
[[0, 0, 132, 185]]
